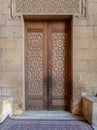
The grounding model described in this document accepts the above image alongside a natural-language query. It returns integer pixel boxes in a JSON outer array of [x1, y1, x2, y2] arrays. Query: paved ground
[[12, 111, 96, 130], [93, 126, 97, 130]]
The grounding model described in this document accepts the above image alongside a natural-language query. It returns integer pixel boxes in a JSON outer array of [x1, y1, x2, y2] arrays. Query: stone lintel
[[13, 0, 81, 16]]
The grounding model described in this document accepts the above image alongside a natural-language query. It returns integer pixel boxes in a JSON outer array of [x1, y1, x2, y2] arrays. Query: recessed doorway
[[25, 20, 72, 111]]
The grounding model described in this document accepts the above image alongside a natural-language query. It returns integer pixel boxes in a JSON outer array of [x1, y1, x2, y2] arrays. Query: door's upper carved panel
[[14, 0, 81, 15]]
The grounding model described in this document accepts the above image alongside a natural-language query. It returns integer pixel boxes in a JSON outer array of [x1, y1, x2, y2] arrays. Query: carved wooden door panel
[[48, 21, 71, 110], [25, 20, 71, 111], [25, 21, 48, 110]]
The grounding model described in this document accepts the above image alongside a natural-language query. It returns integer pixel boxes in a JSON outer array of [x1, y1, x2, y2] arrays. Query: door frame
[[23, 18, 72, 112]]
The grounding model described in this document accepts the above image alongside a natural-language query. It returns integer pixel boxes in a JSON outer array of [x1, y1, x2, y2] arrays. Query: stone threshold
[[12, 111, 84, 120]]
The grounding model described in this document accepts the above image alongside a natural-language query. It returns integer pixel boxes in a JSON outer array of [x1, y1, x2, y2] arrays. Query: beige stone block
[[88, 14, 97, 26], [0, 25, 3, 36], [73, 72, 90, 89], [73, 72, 90, 102], [2, 87, 23, 97], [6, 60, 23, 72], [0, 103, 3, 112], [87, 7, 97, 25], [90, 72, 97, 87], [0, 72, 22, 87], [0, 61, 6, 72], [0, 15, 5, 25], [83, 96, 97, 126], [0, 89, 2, 95], [73, 17, 88, 26], [93, 87, 97, 96], [73, 26, 94, 37], [73, 37, 90, 49], [0, 96, 13, 121], [72, 101, 83, 115], [90, 38, 97, 48], [0, 0, 8, 3], [5, 15, 22, 26], [73, 50, 90, 60], [93, 103, 97, 126], [94, 27, 97, 37], [2, 48, 22, 61], [73, 60, 89, 72], [0, 3, 8, 14], [0, 89, 23, 116], [90, 50, 97, 60], [73, 88, 86, 100], [73, 37, 78, 48], [0, 60, 23, 72], [88, 0, 97, 2], [83, 97, 92, 124], [1, 26, 22, 38], [13, 96, 23, 104], [0, 60, 22, 72], [88, 3, 97, 15], [0, 38, 22, 49], [85, 88, 94, 96], [13, 103, 23, 115], [0, 48, 2, 60], [90, 60, 97, 72]]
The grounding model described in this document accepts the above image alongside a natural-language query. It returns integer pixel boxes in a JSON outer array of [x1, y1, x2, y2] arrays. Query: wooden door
[[25, 20, 72, 111]]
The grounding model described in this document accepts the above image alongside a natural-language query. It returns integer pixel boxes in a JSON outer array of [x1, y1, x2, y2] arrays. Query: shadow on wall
[[73, 74, 88, 115]]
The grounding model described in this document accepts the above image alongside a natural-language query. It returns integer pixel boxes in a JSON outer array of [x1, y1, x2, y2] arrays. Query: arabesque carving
[[13, 0, 81, 15]]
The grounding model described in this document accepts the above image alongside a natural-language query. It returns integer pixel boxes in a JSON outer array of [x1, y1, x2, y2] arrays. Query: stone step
[[12, 111, 84, 120], [0, 96, 13, 122]]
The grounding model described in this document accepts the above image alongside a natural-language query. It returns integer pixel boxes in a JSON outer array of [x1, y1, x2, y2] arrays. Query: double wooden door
[[25, 20, 71, 111]]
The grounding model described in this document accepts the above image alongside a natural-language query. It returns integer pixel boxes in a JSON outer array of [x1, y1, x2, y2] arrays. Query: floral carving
[[15, 0, 80, 15]]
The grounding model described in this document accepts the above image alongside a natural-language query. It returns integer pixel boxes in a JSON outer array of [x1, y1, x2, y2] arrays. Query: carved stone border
[[9, 0, 21, 19], [9, 0, 87, 19], [81, 0, 87, 18]]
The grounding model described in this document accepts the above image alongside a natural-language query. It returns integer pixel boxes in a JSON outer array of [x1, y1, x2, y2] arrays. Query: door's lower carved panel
[[27, 100, 43, 110]]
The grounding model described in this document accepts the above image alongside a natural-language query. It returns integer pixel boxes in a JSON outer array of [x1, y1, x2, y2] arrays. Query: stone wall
[[0, 0, 97, 115], [72, 0, 97, 114], [0, 0, 23, 115]]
